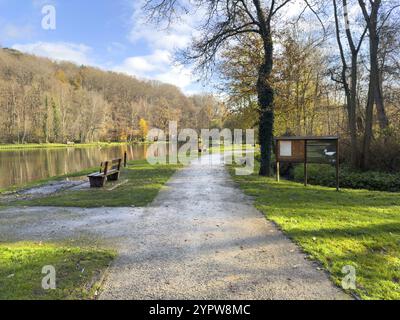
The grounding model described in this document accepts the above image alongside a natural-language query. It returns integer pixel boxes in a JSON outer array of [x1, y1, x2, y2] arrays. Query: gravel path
[[99, 154, 348, 300], [0, 153, 349, 300]]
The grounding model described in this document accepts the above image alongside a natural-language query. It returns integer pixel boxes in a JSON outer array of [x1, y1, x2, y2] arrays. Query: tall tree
[[51, 98, 61, 142], [43, 96, 50, 143], [139, 118, 149, 141], [332, 0, 367, 168], [358, 0, 389, 131], [145, 0, 294, 176]]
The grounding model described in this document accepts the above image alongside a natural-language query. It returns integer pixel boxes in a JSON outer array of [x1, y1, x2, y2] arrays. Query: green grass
[[0, 242, 115, 300], [13, 160, 181, 208], [229, 162, 400, 300], [208, 144, 257, 153]]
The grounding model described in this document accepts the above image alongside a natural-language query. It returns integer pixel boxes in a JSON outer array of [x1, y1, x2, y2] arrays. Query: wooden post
[[124, 151, 127, 167], [118, 158, 122, 171], [276, 161, 280, 182], [336, 139, 340, 191], [276, 140, 280, 182], [304, 140, 308, 187]]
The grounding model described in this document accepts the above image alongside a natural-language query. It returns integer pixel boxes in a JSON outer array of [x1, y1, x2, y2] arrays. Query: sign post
[[304, 140, 308, 187], [336, 139, 340, 191]]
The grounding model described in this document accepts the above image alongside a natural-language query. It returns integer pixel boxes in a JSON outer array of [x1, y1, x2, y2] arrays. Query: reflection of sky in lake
[[0, 145, 150, 188]]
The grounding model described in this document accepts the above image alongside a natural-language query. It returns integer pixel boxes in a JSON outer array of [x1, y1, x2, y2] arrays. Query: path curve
[[99, 154, 348, 300]]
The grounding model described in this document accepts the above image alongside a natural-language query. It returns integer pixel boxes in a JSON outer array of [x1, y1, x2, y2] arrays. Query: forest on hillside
[[0, 48, 225, 144]]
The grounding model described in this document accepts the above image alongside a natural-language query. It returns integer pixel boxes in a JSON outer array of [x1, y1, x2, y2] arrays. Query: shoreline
[[0, 166, 98, 195], [0, 141, 150, 151]]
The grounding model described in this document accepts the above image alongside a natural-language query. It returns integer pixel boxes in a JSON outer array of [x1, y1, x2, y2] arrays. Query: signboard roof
[[275, 136, 339, 141]]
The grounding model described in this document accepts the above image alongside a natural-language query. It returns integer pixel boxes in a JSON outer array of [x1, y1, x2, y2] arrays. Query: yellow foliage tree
[[139, 118, 149, 141]]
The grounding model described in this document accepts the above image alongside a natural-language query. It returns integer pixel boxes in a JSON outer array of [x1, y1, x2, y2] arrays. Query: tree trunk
[[362, 85, 374, 170], [349, 56, 359, 168], [358, 0, 389, 129], [252, 0, 275, 176], [257, 62, 274, 176], [370, 27, 389, 129], [333, 0, 364, 169]]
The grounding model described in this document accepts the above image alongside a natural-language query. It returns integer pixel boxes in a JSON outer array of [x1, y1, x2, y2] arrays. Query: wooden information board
[[274, 136, 340, 191]]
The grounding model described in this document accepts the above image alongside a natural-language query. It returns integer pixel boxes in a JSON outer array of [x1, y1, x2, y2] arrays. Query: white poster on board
[[280, 141, 292, 157]]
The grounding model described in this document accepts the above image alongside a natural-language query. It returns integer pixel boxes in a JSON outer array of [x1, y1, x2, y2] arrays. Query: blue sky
[[0, 0, 206, 94]]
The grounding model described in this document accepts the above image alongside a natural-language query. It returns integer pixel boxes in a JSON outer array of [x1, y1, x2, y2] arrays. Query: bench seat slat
[[87, 169, 118, 178], [105, 169, 118, 176], [88, 172, 103, 177]]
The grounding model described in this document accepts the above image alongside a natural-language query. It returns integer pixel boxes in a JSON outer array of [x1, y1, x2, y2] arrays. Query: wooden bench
[[88, 158, 122, 188]]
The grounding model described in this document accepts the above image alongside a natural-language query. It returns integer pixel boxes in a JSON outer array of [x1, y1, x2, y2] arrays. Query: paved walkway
[[99, 154, 348, 300]]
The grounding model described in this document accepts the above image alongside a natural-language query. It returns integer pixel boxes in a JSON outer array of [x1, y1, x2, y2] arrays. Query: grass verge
[[13, 160, 181, 207], [0, 242, 115, 300], [229, 162, 400, 300]]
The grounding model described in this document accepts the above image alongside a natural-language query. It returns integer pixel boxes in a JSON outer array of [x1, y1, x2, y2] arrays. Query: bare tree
[[145, 0, 294, 176], [357, 0, 399, 169], [358, 0, 390, 130], [332, 0, 367, 168]]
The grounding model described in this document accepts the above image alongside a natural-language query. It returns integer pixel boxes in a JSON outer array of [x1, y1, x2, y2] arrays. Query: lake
[[0, 144, 149, 189]]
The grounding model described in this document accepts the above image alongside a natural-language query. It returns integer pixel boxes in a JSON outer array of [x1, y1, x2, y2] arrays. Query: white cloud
[[114, 49, 194, 91], [156, 64, 193, 89], [120, 56, 156, 73], [12, 41, 92, 65], [128, 0, 198, 51], [118, 0, 202, 92]]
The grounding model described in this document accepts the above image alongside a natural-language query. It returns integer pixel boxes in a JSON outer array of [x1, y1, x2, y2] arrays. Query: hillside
[[0, 48, 224, 144]]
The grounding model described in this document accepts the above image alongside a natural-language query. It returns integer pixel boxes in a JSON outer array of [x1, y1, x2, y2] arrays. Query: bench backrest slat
[[104, 161, 109, 176], [99, 158, 122, 175], [111, 158, 122, 171]]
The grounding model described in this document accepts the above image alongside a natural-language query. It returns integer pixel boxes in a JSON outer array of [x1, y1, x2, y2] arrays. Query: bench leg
[[89, 176, 106, 188], [107, 172, 120, 182]]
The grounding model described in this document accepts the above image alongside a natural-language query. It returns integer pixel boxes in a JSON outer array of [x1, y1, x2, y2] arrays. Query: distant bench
[[88, 158, 122, 188]]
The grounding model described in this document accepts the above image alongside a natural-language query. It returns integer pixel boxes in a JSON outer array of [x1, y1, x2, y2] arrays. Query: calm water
[[0, 145, 149, 189]]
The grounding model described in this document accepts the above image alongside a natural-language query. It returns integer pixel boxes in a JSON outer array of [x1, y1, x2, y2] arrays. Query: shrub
[[340, 134, 400, 173], [369, 136, 400, 172], [293, 164, 400, 192]]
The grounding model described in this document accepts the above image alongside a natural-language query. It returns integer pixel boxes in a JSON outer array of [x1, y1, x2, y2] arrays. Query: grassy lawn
[[13, 160, 181, 208], [0, 242, 115, 300], [229, 163, 400, 300]]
